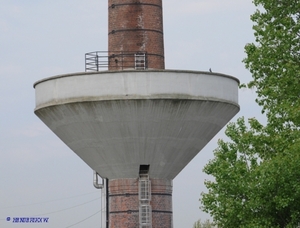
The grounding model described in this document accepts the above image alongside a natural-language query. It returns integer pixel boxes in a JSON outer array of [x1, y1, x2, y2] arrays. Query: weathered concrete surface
[[34, 70, 239, 179]]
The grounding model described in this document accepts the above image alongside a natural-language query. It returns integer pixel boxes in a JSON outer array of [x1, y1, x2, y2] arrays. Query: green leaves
[[201, 0, 300, 227], [193, 219, 217, 228], [202, 117, 300, 227], [243, 0, 300, 127]]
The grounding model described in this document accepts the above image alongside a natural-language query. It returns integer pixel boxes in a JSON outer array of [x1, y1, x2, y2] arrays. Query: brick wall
[[108, 0, 165, 69], [108, 178, 173, 228]]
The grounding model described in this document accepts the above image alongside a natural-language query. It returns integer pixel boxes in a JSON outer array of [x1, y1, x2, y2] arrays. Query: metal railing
[[85, 51, 148, 72]]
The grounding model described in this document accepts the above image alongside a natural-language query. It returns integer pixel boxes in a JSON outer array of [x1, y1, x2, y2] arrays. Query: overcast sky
[[0, 0, 262, 227]]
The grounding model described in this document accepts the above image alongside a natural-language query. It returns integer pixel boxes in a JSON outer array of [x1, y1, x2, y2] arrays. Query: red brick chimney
[[108, 0, 165, 70], [109, 179, 173, 228]]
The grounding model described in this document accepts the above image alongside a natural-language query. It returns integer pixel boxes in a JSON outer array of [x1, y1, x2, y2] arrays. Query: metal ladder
[[135, 53, 146, 70], [139, 174, 152, 228]]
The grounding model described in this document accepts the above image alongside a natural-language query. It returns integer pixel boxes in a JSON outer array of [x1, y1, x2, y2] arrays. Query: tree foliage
[[193, 219, 217, 228], [244, 0, 300, 127], [201, 0, 300, 227]]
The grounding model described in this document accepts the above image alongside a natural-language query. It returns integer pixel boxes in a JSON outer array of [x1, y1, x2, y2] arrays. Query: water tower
[[34, 1, 239, 227]]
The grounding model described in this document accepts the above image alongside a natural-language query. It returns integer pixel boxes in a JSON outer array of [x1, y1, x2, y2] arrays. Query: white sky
[[0, 0, 262, 227]]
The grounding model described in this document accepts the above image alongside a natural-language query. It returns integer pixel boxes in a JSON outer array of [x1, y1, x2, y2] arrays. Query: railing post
[[85, 53, 87, 72], [96, 53, 99, 72], [122, 51, 124, 70]]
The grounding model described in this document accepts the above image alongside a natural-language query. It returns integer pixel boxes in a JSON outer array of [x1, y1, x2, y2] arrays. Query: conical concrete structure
[[34, 1, 239, 227]]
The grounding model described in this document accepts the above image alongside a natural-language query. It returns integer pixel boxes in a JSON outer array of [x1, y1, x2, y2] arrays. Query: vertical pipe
[[106, 179, 109, 228], [100, 179, 108, 228]]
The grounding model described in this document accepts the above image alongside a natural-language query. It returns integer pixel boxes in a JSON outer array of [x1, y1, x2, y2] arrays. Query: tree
[[244, 0, 300, 128], [193, 219, 217, 228], [201, 0, 300, 227]]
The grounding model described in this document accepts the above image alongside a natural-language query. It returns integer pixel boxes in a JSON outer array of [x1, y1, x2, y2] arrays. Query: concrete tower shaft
[[108, 0, 165, 69]]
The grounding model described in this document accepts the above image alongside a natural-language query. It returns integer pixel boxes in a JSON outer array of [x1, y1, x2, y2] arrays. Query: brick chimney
[[108, 0, 165, 70]]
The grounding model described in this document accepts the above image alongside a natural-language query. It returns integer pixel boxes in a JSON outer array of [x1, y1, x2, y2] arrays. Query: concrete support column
[[108, 178, 173, 228]]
